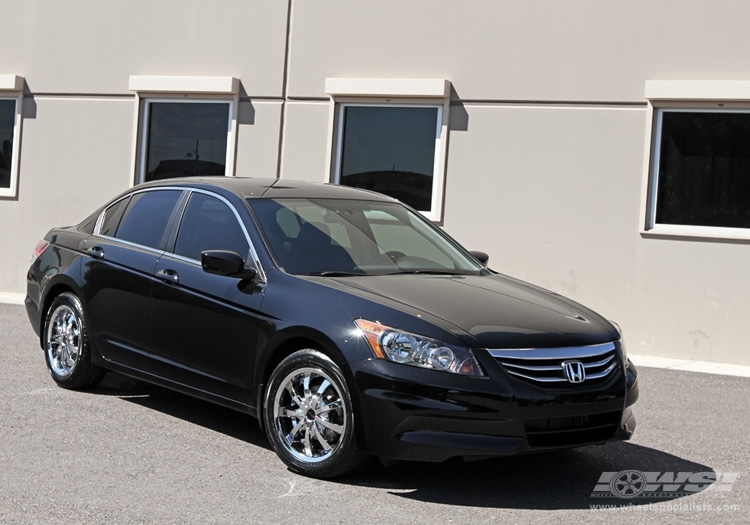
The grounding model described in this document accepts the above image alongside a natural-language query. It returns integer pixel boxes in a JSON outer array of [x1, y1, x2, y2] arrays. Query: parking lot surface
[[1, 303, 747, 524]]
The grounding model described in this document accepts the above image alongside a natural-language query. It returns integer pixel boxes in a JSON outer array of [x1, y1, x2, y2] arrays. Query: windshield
[[249, 198, 484, 276]]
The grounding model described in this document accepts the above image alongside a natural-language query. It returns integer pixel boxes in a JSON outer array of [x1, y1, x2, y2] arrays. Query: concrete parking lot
[[1, 302, 747, 524]]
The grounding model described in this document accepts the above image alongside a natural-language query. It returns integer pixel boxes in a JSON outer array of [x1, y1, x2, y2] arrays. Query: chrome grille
[[488, 342, 619, 385]]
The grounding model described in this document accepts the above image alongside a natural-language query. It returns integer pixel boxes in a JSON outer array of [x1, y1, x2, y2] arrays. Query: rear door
[[150, 190, 266, 403], [81, 189, 184, 367]]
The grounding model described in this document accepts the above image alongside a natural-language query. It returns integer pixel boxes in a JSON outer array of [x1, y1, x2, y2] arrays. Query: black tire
[[263, 349, 366, 478], [43, 292, 105, 389]]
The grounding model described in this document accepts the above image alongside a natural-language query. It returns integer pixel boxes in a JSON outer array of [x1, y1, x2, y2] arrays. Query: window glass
[[174, 193, 249, 261], [99, 197, 131, 237], [115, 190, 182, 249], [337, 106, 439, 212], [655, 110, 750, 229], [144, 101, 230, 182], [0, 99, 16, 189], [249, 198, 481, 276]]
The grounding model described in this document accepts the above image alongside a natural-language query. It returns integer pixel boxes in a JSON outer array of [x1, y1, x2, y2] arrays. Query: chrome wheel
[[272, 367, 347, 463], [46, 303, 81, 378], [42, 292, 105, 389], [264, 349, 365, 478]]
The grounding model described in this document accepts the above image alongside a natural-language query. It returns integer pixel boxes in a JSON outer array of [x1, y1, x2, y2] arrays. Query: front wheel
[[263, 349, 365, 478], [43, 292, 105, 389]]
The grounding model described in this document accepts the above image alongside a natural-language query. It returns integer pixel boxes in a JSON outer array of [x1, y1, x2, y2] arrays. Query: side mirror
[[469, 250, 490, 266], [201, 250, 257, 280]]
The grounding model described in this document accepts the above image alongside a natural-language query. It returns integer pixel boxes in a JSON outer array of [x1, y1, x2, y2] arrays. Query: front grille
[[524, 410, 621, 447], [488, 342, 619, 385]]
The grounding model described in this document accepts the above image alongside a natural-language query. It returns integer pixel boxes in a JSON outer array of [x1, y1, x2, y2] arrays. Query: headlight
[[355, 319, 483, 376]]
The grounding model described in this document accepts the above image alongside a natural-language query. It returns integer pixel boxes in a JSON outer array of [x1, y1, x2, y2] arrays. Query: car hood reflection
[[325, 274, 617, 349]]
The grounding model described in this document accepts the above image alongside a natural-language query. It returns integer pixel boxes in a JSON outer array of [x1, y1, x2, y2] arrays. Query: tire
[[263, 349, 366, 478], [43, 292, 105, 389]]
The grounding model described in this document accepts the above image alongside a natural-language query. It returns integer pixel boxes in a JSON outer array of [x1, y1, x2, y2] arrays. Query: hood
[[327, 273, 617, 349]]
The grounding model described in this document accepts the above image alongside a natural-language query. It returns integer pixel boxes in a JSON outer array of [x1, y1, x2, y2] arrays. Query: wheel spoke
[[314, 379, 331, 398], [316, 418, 343, 435], [303, 425, 313, 457], [311, 424, 332, 452], [285, 419, 305, 444]]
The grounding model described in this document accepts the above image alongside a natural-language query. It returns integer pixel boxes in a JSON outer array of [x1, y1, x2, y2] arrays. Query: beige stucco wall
[[1, 0, 749, 365]]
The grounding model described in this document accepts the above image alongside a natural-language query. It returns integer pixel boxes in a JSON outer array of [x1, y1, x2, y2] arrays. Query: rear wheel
[[263, 349, 365, 478], [43, 292, 105, 389]]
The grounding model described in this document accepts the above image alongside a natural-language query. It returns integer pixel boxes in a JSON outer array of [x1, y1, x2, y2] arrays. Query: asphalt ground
[[0, 302, 748, 524]]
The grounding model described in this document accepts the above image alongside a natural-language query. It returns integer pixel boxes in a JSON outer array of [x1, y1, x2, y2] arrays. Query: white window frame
[[325, 78, 451, 222], [129, 76, 239, 184], [641, 80, 750, 242], [0, 75, 24, 198]]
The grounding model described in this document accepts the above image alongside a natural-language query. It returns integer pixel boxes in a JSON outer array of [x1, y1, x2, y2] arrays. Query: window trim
[[325, 78, 451, 222], [129, 75, 240, 185], [641, 81, 750, 242], [0, 75, 24, 198]]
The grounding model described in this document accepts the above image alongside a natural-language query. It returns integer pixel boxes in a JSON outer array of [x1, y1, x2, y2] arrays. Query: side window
[[174, 192, 249, 261], [115, 190, 182, 250], [99, 197, 131, 237]]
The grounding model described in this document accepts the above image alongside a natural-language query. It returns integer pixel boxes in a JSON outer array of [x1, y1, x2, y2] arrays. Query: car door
[[150, 190, 265, 403], [81, 189, 184, 367]]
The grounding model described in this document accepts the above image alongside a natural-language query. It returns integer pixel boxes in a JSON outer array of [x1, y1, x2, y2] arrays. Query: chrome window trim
[[93, 186, 267, 284]]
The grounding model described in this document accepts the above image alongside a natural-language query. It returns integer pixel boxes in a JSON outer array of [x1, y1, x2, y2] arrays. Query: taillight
[[31, 240, 50, 263]]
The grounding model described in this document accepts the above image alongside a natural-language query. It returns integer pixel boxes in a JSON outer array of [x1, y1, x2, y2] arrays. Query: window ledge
[[645, 80, 750, 101], [325, 78, 450, 98], [128, 75, 239, 95], [0, 75, 23, 91], [641, 224, 750, 243]]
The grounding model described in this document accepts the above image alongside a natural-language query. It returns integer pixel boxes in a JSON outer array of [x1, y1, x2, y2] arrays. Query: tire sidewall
[[263, 349, 359, 478]]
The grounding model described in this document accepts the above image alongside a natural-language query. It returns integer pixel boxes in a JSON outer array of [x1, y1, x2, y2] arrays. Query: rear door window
[[114, 190, 182, 250]]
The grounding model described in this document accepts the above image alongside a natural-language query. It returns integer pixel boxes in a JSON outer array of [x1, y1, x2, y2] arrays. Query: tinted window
[[656, 110, 750, 228], [99, 197, 131, 237], [338, 106, 438, 212], [115, 190, 181, 249], [144, 102, 230, 182], [0, 99, 16, 189], [250, 198, 481, 276], [174, 193, 249, 261]]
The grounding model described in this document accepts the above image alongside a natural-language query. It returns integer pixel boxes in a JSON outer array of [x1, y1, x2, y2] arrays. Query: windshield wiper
[[307, 271, 367, 277], [387, 269, 472, 276]]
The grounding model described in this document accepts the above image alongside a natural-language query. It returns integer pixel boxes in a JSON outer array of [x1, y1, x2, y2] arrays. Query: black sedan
[[25, 177, 638, 478]]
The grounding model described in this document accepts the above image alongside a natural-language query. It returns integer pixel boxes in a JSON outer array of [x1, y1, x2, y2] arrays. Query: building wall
[[2, 0, 749, 365]]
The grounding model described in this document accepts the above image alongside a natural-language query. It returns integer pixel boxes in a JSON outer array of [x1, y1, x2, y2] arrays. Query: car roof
[[135, 176, 399, 202]]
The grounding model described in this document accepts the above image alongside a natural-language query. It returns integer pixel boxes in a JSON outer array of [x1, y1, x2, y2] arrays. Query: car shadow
[[90, 372, 714, 510], [89, 371, 270, 450]]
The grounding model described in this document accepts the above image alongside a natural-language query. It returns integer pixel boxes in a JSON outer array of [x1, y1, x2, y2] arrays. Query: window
[[141, 100, 231, 182], [335, 105, 440, 213], [652, 110, 750, 229], [0, 75, 23, 198], [114, 190, 182, 250], [174, 192, 249, 261], [129, 76, 239, 184], [326, 78, 450, 222], [643, 81, 750, 240]]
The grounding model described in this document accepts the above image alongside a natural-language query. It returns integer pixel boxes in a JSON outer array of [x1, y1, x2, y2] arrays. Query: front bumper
[[351, 357, 638, 462]]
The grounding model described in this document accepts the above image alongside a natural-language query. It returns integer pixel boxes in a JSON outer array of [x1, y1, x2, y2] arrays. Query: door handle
[[86, 246, 105, 259], [155, 268, 180, 285]]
